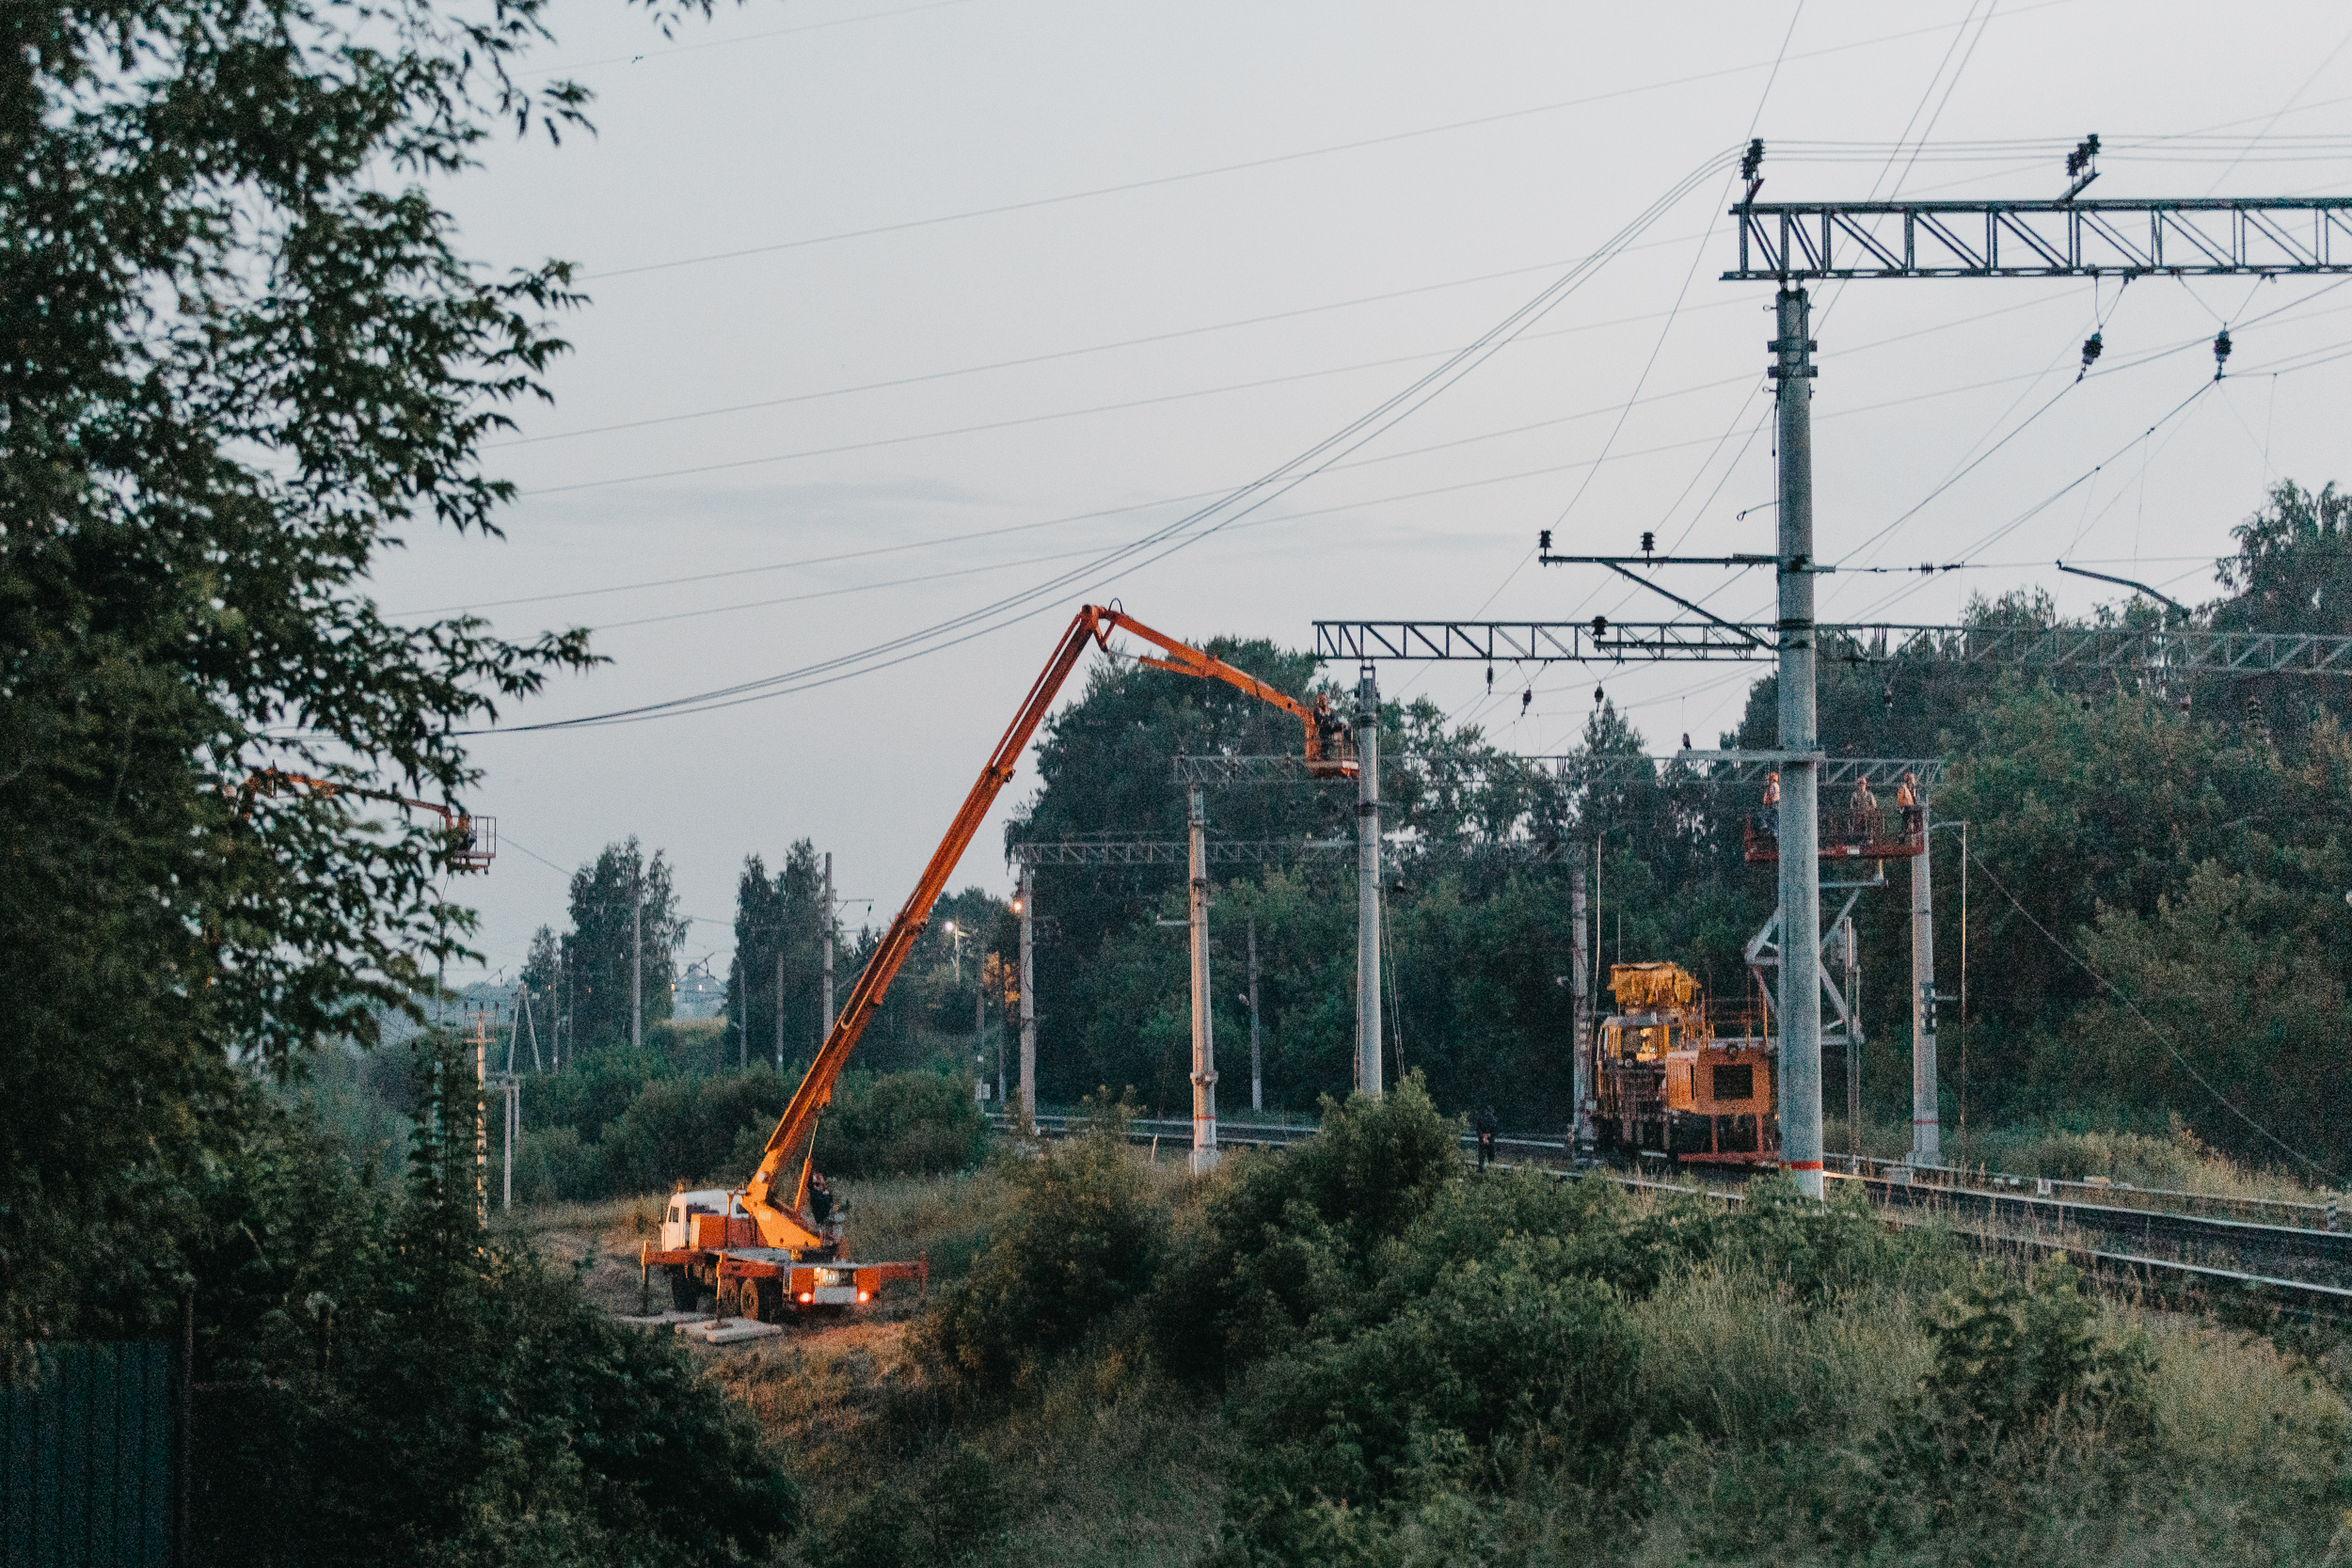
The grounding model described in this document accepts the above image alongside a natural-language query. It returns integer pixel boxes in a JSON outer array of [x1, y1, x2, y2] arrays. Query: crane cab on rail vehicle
[[1595, 962, 1778, 1166]]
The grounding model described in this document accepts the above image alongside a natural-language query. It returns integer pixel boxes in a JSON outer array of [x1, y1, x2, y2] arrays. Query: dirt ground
[[501, 1171, 1004, 1355]]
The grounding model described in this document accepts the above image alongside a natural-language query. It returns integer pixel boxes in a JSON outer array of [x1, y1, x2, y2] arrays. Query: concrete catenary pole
[[821, 851, 835, 1046], [1773, 285, 1825, 1199], [1187, 784, 1219, 1171], [630, 883, 644, 1055], [1571, 845, 1593, 1153], [1247, 913, 1263, 1113], [1017, 861, 1036, 1126], [771, 948, 781, 1071], [1355, 666, 1383, 1100], [1911, 798, 1940, 1164]]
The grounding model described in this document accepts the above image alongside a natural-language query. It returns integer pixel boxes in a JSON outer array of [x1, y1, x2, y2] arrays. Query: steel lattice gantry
[[1006, 837, 1353, 866], [1726, 198, 2352, 281], [1311, 620, 2352, 674]]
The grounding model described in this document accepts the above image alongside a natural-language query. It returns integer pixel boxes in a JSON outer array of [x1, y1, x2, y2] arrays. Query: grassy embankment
[[533, 1092, 2352, 1567]]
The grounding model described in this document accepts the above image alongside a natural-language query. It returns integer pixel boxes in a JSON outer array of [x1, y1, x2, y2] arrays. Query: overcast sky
[[373, 0, 2352, 983]]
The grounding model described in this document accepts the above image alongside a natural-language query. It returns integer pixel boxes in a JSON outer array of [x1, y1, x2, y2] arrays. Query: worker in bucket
[[808, 1170, 835, 1227], [1897, 770, 1922, 832], [1475, 1105, 1500, 1171], [1760, 770, 1780, 835], [1851, 773, 1877, 813]]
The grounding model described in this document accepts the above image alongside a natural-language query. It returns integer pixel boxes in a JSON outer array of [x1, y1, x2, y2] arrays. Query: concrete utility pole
[[1571, 847, 1593, 1153], [1017, 862, 1036, 1125], [772, 949, 782, 1071], [519, 986, 542, 1072], [1187, 784, 1219, 1171], [821, 851, 835, 1045], [630, 884, 644, 1055], [1773, 285, 1825, 1200], [1354, 665, 1383, 1100], [1911, 799, 1940, 1164], [471, 1008, 488, 1225], [1246, 914, 1263, 1113]]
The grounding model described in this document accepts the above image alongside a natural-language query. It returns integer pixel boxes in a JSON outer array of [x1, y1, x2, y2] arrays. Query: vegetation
[[1007, 482, 2352, 1185], [197, 1035, 794, 1567], [496, 1053, 988, 1202], [739, 1088, 2352, 1567]]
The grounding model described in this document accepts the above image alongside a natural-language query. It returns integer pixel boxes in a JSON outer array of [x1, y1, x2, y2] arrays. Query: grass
[[519, 1147, 2352, 1566], [1825, 1110, 2327, 1207]]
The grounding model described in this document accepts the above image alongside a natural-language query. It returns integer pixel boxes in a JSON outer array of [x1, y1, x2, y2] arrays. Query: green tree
[[0, 0, 686, 1343], [564, 837, 686, 1053], [725, 841, 828, 1068]]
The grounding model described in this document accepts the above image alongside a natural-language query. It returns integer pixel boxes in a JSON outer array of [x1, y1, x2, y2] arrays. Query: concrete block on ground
[[616, 1311, 711, 1327], [696, 1319, 785, 1345]]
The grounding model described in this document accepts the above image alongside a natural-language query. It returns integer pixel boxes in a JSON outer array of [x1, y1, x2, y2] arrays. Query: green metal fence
[[2, 1342, 178, 1568]]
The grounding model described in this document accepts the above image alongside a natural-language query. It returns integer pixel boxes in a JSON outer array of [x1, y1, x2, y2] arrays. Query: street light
[[944, 920, 962, 982]]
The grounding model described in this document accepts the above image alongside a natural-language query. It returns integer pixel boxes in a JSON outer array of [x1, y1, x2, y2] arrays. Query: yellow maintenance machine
[[1594, 961, 1778, 1166]]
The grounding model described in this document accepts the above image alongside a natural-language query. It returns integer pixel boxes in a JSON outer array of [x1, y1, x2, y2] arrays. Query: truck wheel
[[668, 1267, 698, 1313], [753, 1278, 784, 1323]]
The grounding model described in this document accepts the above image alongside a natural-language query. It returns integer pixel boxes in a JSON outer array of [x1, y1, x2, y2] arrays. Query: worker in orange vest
[[1760, 770, 1781, 834]]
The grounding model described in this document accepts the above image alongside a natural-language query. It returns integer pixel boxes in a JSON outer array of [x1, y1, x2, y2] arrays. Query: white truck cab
[[659, 1188, 747, 1253]]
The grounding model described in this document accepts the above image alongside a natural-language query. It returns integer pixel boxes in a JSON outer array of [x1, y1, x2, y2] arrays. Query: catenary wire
[[458, 150, 1742, 733], [579, 2, 2083, 282]]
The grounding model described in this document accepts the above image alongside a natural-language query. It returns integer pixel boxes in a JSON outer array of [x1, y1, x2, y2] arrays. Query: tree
[[725, 841, 829, 1069], [565, 838, 686, 1053], [0, 0, 707, 1343]]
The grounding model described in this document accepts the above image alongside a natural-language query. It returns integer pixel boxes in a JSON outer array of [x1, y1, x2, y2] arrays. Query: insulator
[[2080, 330, 2103, 369], [1594, 686, 1605, 706], [1591, 614, 1608, 637], [1741, 138, 1764, 181], [1640, 531, 1656, 555], [2214, 328, 2233, 373], [1522, 688, 1534, 715], [1485, 663, 1493, 694], [1538, 529, 1552, 552]]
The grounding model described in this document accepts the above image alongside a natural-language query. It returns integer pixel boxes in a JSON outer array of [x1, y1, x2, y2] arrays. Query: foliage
[[190, 1034, 795, 1567], [1917, 1258, 2153, 1449], [563, 838, 689, 1053], [924, 1095, 1167, 1393], [509, 1060, 983, 1202], [726, 843, 832, 1068], [0, 0, 662, 1347], [1152, 1075, 1463, 1369]]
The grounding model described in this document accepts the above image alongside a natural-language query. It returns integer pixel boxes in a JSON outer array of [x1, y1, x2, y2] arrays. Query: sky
[[371, 0, 2352, 984]]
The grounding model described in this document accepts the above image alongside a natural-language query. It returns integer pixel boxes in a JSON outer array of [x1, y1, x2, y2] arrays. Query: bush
[[814, 1069, 989, 1179], [1152, 1075, 1462, 1369], [189, 1034, 798, 1566], [1919, 1257, 2153, 1449], [923, 1096, 1165, 1392]]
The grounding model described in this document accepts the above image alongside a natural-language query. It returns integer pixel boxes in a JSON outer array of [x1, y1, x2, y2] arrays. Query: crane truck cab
[[660, 1189, 753, 1254]]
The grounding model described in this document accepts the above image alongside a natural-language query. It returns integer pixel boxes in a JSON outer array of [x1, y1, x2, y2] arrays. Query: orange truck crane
[[644, 605, 1353, 1320]]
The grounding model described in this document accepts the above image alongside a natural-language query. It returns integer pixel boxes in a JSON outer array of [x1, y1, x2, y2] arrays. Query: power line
[[492, 255, 1733, 450], [578, 2, 2083, 282], [461, 150, 1742, 734]]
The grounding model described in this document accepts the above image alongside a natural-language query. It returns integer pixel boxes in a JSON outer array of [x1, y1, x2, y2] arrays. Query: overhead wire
[[578, 2, 2084, 283], [461, 149, 1745, 734]]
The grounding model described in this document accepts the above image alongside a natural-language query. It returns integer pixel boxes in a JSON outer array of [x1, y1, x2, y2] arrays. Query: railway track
[[992, 1112, 2352, 1320]]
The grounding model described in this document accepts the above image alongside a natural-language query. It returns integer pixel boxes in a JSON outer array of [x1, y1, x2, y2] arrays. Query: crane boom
[[741, 605, 1340, 1248]]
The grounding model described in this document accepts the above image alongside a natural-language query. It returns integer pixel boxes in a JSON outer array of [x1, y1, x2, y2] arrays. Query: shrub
[[1919, 1257, 2153, 1448], [814, 1069, 989, 1178], [1152, 1074, 1461, 1369], [923, 1097, 1165, 1391], [189, 1034, 798, 1566]]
